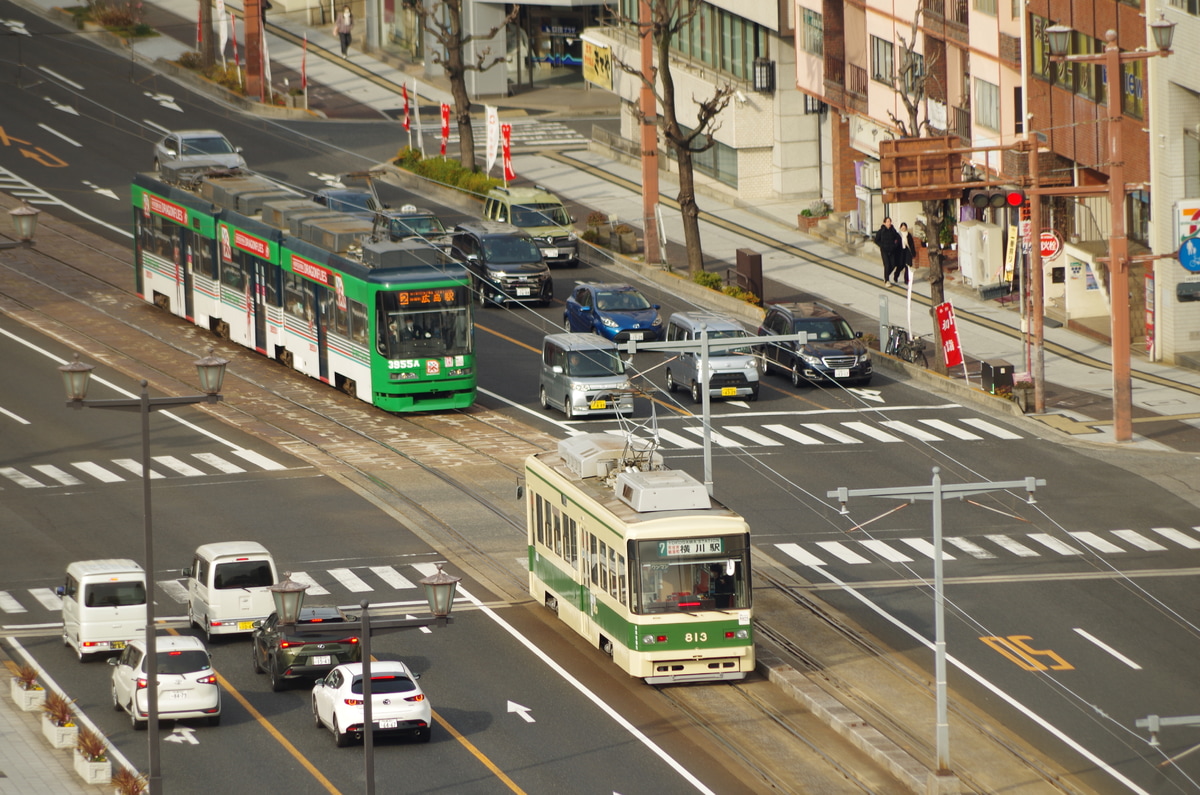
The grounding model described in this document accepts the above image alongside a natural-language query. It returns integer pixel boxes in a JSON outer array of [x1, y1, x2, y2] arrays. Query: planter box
[[73, 750, 111, 786], [10, 678, 45, 712], [797, 214, 828, 233], [42, 715, 79, 749]]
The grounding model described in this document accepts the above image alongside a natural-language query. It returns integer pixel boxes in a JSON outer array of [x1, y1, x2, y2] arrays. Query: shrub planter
[[797, 213, 827, 233], [73, 750, 111, 786], [10, 677, 45, 712], [42, 715, 78, 749], [616, 229, 638, 254]]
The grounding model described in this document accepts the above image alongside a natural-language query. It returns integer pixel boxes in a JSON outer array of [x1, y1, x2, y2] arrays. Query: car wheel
[[416, 725, 432, 743], [665, 369, 676, 393], [130, 701, 146, 731], [250, 643, 263, 674], [563, 399, 574, 420], [790, 363, 804, 388], [153, 158, 160, 171], [112, 684, 122, 711], [749, 385, 760, 402], [269, 659, 286, 692], [690, 381, 702, 405], [333, 715, 352, 747], [563, 315, 572, 332], [539, 386, 550, 410], [207, 714, 221, 727], [312, 698, 323, 728]]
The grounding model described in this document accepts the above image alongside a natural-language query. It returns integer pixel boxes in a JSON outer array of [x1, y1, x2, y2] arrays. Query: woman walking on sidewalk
[[874, 217, 902, 286], [334, 6, 353, 58], [896, 222, 916, 285]]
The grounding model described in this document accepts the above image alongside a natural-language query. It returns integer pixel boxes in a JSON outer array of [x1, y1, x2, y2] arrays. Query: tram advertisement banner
[[935, 301, 963, 368]]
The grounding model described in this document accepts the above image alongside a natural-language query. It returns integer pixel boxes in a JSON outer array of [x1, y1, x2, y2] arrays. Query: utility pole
[[638, 0, 660, 265]]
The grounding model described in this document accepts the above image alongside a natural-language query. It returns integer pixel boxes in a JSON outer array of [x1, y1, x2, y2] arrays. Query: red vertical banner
[[197, 3, 203, 48], [501, 123, 515, 182], [402, 85, 410, 131], [935, 302, 964, 368], [301, 34, 307, 91], [440, 103, 450, 157]]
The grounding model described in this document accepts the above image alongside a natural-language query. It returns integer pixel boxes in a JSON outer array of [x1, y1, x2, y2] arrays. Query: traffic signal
[[968, 189, 1026, 209]]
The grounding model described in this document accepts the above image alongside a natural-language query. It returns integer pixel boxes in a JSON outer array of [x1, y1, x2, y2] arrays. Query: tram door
[[314, 284, 329, 382], [181, 229, 196, 321], [251, 259, 269, 355]]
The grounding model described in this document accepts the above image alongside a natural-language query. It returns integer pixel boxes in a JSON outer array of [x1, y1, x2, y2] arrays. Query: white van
[[663, 311, 760, 403], [539, 333, 634, 418], [57, 559, 147, 661], [182, 542, 278, 640]]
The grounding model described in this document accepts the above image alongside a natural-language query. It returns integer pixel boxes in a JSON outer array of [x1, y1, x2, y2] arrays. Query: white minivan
[[182, 542, 278, 640], [57, 559, 147, 661]]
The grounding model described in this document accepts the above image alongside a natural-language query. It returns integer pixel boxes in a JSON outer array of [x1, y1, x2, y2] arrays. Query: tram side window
[[535, 495, 545, 545], [321, 291, 350, 338], [259, 265, 280, 307], [617, 553, 626, 605], [564, 517, 577, 566], [599, 541, 609, 591], [221, 258, 246, 291], [552, 507, 562, 558], [192, 233, 215, 279], [348, 300, 367, 344], [283, 272, 309, 318], [590, 535, 599, 585], [608, 546, 617, 599]]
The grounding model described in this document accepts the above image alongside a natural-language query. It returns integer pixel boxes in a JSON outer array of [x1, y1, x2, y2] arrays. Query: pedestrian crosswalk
[[0, 449, 292, 489], [598, 416, 1022, 450], [774, 525, 1200, 570]]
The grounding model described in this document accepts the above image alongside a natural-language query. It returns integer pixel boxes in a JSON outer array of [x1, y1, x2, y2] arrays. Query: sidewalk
[[0, 662, 97, 794]]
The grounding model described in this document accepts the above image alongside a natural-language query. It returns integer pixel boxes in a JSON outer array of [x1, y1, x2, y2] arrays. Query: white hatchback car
[[109, 635, 221, 729], [153, 129, 245, 171], [311, 661, 431, 746]]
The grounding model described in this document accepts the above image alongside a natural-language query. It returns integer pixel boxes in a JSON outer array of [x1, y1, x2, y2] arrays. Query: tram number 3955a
[[685, 632, 708, 643]]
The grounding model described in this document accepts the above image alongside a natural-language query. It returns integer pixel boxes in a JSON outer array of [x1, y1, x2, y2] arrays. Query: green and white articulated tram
[[525, 434, 754, 684], [131, 171, 476, 412]]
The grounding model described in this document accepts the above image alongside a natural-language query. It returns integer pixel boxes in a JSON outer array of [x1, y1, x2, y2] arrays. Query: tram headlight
[[642, 634, 657, 645]]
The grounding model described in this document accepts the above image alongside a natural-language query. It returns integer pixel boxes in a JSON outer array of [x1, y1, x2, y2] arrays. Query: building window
[[900, 51, 925, 94], [871, 36, 894, 85], [668, 124, 739, 187], [802, 8, 823, 56], [1129, 190, 1149, 246], [1170, 0, 1200, 14], [1186, 129, 1200, 198], [674, 3, 769, 82], [974, 0, 997, 16], [974, 78, 1000, 131]]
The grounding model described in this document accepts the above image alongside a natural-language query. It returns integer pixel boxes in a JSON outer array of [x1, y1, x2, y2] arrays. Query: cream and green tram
[[525, 435, 754, 684]]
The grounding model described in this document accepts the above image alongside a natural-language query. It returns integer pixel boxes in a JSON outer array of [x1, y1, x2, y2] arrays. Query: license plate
[[310, 655, 331, 666], [721, 387, 737, 396], [516, 287, 531, 296], [834, 368, 850, 378], [589, 399, 608, 410], [112, 641, 125, 650], [167, 690, 187, 701], [544, 248, 558, 258], [378, 719, 398, 729], [237, 621, 255, 631], [629, 331, 644, 341]]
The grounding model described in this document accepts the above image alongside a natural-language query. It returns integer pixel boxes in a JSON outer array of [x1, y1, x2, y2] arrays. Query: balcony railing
[[848, 64, 868, 97], [950, 0, 968, 24], [922, 0, 944, 17], [950, 105, 971, 140]]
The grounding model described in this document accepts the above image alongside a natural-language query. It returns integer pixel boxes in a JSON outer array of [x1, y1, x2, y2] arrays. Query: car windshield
[[510, 204, 570, 227], [482, 236, 542, 264], [705, 329, 753, 356], [794, 318, 856, 342], [181, 136, 235, 156], [213, 560, 273, 590], [389, 215, 446, 236], [299, 611, 347, 624], [156, 650, 211, 674], [595, 290, 650, 312], [351, 674, 418, 695], [326, 193, 373, 213], [566, 350, 625, 377]]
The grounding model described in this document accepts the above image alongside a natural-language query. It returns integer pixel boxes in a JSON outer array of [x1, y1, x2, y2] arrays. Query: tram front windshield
[[377, 287, 472, 359], [633, 535, 750, 614]]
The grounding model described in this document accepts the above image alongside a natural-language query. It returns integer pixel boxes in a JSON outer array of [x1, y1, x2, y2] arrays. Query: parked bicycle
[[883, 325, 930, 368]]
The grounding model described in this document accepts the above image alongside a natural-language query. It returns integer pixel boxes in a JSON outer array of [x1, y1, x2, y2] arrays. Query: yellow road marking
[[432, 708, 527, 794]]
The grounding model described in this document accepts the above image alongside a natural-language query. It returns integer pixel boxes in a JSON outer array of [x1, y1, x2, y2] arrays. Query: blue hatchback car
[[564, 283, 662, 343]]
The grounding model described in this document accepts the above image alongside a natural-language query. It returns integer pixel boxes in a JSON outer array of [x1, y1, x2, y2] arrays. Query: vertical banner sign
[[484, 106, 499, 174], [196, 2, 202, 48], [301, 34, 308, 91], [935, 302, 964, 368], [230, 13, 242, 86], [216, 0, 227, 66], [501, 123, 515, 183], [413, 97, 425, 157], [1146, 271, 1155, 356], [261, 28, 273, 103], [1004, 225, 1018, 280], [440, 103, 450, 157], [401, 84, 410, 131]]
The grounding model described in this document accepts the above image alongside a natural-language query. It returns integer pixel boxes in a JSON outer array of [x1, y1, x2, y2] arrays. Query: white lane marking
[[1073, 628, 1143, 670], [0, 592, 27, 613], [847, 387, 885, 403], [721, 426, 785, 446], [39, 66, 84, 90], [369, 566, 416, 590], [815, 541, 871, 564], [774, 543, 826, 567], [945, 537, 996, 559], [681, 426, 742, 447], [1068, 532, 1125, 554], [44, 97, 80, 115], [880, 420, 942, 441], [800, 423, 861, 444], [82, 180, 119, 200], [192, 453, 245, 474], [159, 580, 190, 604], [899, 537, 956, 560], [71, 461, 124, 483], [328, 568, 372, 592], [859, 540, 913, 562], [287, 571, 330, 596], [153, 455, 207, 477], [31, 464, 83, 486], [1027, 533, 1083, 555], [144, 119, 172, 135], [763, 424, 824, 445], [960, 418, 1022, 439], [1154, 527, 1200, 549], [1112, 529, 1167, 552], [112, 458, 165, 479], [985, 534, 1040, 557], [0, 467, 44, 488], [654, 428, 702, 449], [841, 421, 902, 442], [918, 419, 983, 440], [37, 123, 82, 147], [0, 405, 30, 424], [231, 449, 288, 470], [29, 588, 61, 610]]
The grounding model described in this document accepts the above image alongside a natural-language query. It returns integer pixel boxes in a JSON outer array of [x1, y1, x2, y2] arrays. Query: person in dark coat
[[875, 217, 902, 286], [896, 222, 916, 285]]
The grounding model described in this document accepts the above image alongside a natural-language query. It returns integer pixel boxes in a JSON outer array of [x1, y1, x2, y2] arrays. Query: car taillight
[[344, 698, 362, 706], [404, 694, 425, 703], [196, 674, 217, 685], [340, 637, 360, 645], [136, 679, 148, 690], [279, 639, 305, 649]]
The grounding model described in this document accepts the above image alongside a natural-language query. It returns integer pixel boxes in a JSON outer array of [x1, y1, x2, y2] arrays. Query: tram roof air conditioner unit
[[261, 199, 321, 229], [362, 239, 447, 270], [558, 434, 661, 480], [302, 217, 375, 253], [616, 470, 710, 512]]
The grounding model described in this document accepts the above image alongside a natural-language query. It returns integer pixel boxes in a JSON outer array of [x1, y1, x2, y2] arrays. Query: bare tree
[[419, 0, 520, 172], [612, 0, 732, 275]]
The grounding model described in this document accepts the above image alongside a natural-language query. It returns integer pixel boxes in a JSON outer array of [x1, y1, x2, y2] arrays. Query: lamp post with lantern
[[269, 564, 460, 795], [58, 349, 229, 795], [1039, 17, 1175, 442], [0, 201, 41, 249]]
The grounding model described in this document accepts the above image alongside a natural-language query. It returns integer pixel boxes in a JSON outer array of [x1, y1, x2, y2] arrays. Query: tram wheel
[[278, 349, 294, 370], [600, 638, 614, 657], [544, 595, 558, 615], [152, 293, 170, 312]]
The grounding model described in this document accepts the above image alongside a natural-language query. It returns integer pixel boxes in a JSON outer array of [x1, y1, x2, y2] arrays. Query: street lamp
[[59, 349, 228, 795], [272, 563, 460, 795], [0, 201, 40, 249], [1041, 20, 1174, 442]]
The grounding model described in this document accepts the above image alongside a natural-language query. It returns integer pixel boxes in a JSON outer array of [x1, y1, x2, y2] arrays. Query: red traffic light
[[1005, 190, 1026, 207]]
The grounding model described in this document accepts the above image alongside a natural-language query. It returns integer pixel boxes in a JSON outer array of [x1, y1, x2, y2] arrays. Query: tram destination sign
[[660, 538, 724, 557]]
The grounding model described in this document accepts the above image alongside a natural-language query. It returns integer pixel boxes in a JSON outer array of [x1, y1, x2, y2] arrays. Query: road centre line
[[37, 123, 81, 147], [1073, 628, 1143, 670], [38, 66, 83, 90], [0, 404, 30, 424]]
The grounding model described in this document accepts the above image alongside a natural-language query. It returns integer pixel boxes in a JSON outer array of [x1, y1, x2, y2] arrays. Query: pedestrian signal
[[968, 189, 1026, 209]]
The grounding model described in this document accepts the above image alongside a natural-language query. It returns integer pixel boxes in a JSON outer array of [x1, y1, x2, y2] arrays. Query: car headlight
[[600, 315, 619, 328], [566, 232, 577, 242], [651, 316, 663, 326], [486, 268, 506, 281], [800, 352, 822, 365]]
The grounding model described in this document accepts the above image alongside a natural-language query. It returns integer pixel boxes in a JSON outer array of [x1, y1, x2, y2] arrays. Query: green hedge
[[392, 147, 500, 199]]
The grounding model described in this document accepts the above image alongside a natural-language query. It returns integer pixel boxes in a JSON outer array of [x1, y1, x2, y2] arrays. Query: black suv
[[251, 606, 361, 691], [450, 221, 553, 307], [756, 302, 872, 387]]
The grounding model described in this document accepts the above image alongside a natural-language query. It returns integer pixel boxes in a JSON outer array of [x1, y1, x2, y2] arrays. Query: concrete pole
[[1028, 138, 1045, 414], [639, 0, 660, 265], [1105, 32, 1133, 443]]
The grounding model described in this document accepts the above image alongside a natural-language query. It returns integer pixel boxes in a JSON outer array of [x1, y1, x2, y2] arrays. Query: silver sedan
[[153, 129, 245, 171]]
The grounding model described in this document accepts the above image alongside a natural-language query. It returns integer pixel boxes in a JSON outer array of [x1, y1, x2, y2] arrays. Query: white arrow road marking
[[3, 19, 32, 36], [309, 171, 345, 187], [40, 67, 82, 90], [43, 97, 80, 116], [38, 124, 81, 147], [82, 180, 120, 200], [507, 701, 535, 723], [164, 726, 199, 745], [144, 92, 183, 112], [847, 387, 885, 403]]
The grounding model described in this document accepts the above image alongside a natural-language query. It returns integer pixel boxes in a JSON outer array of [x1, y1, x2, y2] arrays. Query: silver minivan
[[538, 333, 634, 418], [663, 311, 760, 403]]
